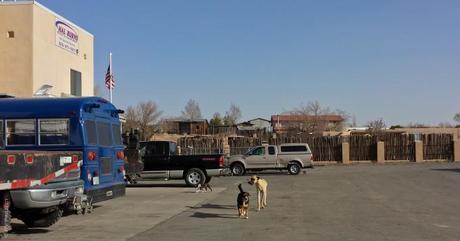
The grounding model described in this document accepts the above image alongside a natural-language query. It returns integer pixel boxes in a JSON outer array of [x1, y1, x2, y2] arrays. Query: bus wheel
[[184, 168, 205, 187], [20, 207, 63, 228]]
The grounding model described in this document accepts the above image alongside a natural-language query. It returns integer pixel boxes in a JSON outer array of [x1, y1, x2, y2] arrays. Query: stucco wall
[[32, 3, 94, 96], [0, 2, 93, 97], [0, 4, 33, 97]]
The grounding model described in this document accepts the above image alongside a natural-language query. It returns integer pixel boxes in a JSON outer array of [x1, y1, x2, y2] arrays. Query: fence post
[[377, 141, 385, 163], [415, 141, 423, 162], [342, 142, 350, 164], [453, 140, 460, 162]]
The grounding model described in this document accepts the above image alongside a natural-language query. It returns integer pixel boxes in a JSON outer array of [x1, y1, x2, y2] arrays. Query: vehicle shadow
[[431, 168, 460, 173], [127, 183, 189, 188], [9, 223, 50, 235], [190, 211, 236, 219]]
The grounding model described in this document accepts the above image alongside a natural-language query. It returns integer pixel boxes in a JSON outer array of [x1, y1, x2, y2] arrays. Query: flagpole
[[109, 52, 113, 103]]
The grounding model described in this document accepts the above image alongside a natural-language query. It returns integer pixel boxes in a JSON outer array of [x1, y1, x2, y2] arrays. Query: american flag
[[105, 64, 115, 90]]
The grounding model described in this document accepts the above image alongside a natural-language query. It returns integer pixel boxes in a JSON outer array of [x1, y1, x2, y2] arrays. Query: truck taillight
[[87, 151, 96, 161], [25, 154, 34, 164], [7, 155, 15, 165], [72, 155, 79, 163], [219, 156, 225, 168], [116, 151, 125, 160]]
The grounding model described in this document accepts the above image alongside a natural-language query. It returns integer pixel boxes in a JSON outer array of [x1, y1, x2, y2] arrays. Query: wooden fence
[[177, 133, 455, 162], [177, 136, 224, 155], [423, 134, 453, 160]]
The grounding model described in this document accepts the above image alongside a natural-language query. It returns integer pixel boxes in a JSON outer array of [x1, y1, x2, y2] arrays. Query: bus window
[[97, 122, 112, 146], [112, 124, 122, 145], [0, 120, 3, 148], [39, 119, 69, 145], [6, 119, 36, 145], [85, 121, 97, 145]]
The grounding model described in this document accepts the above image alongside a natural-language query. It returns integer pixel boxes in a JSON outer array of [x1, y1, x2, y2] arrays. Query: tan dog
[[248, 175, 268, 211]]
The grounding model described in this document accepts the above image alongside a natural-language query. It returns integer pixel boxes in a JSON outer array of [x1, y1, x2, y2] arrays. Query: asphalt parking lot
[[8, 162, 460, 241]]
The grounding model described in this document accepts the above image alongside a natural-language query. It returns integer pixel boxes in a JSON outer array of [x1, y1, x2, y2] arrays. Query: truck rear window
[[280, 145, 308, 153]]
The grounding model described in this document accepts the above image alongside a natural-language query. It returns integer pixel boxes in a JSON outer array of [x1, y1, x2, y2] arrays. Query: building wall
[[32, 3, 94, 97], [0, 3, 34, 97], [0, 2, 93, 97]]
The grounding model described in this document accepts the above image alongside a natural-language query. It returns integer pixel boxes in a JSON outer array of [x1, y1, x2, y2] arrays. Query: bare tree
[[290, 101, 348, 132], [124, 101, 162, 140], [210, 112, 223, 126], [367, 118, 386, 134], [454, 113, 460, 124], [181, 99, 202, 121], [438, 122, 453, 128], [224, 104, 242, 125], [407, 122, 427, 128]]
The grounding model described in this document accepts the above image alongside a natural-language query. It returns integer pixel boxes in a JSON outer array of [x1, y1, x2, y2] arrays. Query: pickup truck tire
[[20, 207, 63, 228], [184, 168, 206, 187], [288, 163, 301, 175], [231, 163, 246, 176], [204, 176, 212, 184]]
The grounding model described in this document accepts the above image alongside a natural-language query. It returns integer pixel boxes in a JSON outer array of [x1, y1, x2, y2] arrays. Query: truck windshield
[[248, 147, 265, 156]]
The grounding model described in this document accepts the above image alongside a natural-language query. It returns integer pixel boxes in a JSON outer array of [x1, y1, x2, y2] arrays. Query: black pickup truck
[[136, 141, 227, 186]]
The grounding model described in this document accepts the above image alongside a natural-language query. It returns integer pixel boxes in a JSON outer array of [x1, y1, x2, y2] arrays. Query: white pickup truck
[[228, 143, 313, 175]]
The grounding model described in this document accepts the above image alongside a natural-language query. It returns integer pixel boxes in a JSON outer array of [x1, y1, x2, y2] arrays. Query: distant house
[[271, 114, 345, 134], [236, 118, 272, 137], [162, 119, 209, 135]]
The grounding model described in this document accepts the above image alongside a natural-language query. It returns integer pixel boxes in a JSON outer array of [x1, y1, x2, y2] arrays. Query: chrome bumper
[[10, 180, 84, 209], [207, 168, 230, 176]]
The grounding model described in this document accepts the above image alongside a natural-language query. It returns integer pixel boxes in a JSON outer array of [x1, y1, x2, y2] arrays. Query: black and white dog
[[237, 184, 250, 219]]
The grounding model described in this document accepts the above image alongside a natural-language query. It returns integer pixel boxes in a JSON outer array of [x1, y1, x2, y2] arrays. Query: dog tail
[[238, 183, 245, 193]]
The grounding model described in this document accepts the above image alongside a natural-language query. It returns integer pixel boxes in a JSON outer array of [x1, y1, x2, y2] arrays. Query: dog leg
[[262, 189, 267, 208], [257, 191, 261, 211]]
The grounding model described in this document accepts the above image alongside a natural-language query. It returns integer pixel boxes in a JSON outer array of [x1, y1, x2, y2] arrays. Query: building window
[[7, 31, 14, 38], [71, 69, 82, 96], [39, 119, 69, 145], [6, 119, 36, 146]]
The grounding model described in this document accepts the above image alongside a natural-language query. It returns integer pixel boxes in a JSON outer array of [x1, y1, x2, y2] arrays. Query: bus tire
[[20, 207, 63, 228]]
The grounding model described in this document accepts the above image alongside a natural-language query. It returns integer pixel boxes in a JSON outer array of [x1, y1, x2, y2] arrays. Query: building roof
[[271, 114, 344, 123], [165, 118, 208, 123]]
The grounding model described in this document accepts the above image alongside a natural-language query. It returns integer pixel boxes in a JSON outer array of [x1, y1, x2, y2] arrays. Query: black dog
[[237, 184, 250, 219]]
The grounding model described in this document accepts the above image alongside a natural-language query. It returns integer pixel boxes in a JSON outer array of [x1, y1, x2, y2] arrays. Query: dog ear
[[257, 176, 260, 180]]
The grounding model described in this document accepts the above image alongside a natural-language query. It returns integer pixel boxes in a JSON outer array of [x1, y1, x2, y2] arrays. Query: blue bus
[[0, 97, 126, 203]]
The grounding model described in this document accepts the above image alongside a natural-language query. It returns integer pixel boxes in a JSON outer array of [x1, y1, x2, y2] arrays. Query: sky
[[38, 0, 460, 126]]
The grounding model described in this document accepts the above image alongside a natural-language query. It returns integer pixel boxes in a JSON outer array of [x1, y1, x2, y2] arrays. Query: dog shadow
[[190, 211, 236, 219], [431, 168, 460, 173], [187, 203, 235, 210]]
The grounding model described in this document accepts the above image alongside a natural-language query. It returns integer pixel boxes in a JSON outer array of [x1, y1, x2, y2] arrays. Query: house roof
[[271, 114, 344, 123]]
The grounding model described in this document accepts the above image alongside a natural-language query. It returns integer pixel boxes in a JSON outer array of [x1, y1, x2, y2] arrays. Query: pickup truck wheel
[[288, 163, 301, 175], [20, 207, 63, 228], [231, 163, 246, 176], [204, 176, 212, 184], [184, 168, 206, 187]]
